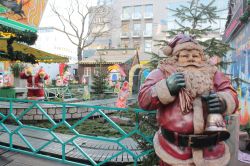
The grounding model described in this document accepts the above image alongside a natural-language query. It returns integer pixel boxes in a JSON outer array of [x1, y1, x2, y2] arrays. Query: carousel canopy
[[0, 16, 37, 32], [0, 38, 69, 63], [0, 17, 68, 63]]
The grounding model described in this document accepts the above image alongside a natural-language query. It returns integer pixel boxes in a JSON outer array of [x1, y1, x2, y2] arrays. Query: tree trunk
[[77, 47, 83, 61]]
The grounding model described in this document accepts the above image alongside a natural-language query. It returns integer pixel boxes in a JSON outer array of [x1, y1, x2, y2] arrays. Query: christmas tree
[[91, 59, 109, 95], [148, 0, 232, 70]]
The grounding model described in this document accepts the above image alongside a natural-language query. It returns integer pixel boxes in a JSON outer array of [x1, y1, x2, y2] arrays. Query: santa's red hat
[[162, 34, 203, 57]]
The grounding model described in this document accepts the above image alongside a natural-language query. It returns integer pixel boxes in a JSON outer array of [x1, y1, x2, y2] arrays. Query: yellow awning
[[0, 38, 68, 63]]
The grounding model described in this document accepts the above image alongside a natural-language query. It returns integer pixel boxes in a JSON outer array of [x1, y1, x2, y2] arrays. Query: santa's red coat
[[20, 72, 49, 100], [138, 68, 239, 165]]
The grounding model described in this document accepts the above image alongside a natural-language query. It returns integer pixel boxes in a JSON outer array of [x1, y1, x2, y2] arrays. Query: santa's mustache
[[177, 62, 205, 67]]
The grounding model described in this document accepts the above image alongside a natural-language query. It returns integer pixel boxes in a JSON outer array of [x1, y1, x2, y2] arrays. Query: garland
[[0, 24, 37, 45], [0, 37, 36, 63], [0, 24, 38, 63], [239, 0, 250, 23], [0, 51, 36, 64], [240, 11, 250, 23]]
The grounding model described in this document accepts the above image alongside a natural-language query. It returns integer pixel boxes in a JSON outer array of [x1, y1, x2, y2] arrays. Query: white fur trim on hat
[[172, 42, 203, 57], [162, 45, 173, 56], [155, 79, 176, 104]]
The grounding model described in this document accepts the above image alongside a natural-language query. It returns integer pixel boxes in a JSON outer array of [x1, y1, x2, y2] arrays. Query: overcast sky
[[39, 0, 96, 30]]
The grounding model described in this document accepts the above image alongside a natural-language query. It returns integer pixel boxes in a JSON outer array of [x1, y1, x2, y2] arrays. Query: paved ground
[[0, 149, 70, 166], [1, 149, 250, 166]]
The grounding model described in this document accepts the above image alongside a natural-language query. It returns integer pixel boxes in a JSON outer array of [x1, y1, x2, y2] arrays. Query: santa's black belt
[[160, 128, 230, 148]]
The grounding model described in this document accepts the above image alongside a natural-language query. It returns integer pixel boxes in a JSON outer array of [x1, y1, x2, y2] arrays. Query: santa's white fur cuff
[[217, 92, 236, 115], [155, 79, 176, 104]]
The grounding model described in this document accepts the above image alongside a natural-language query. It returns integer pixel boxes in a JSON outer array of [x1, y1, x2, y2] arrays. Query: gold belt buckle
[[188, 136, 193, 147]]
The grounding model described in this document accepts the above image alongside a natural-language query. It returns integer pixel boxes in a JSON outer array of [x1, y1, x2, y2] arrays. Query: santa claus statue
[[138, 34, 239, 166], [20, 66, 49, 100]]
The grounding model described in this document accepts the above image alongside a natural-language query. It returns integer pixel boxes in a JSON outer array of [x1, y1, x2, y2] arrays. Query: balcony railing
[[132, 31, 141, 37], [143, 31, 152, 37], [120, 32, 130, 38], [121, 15, 130, 21], [144, 13, 153, 19], [132, 14, 142, 20]]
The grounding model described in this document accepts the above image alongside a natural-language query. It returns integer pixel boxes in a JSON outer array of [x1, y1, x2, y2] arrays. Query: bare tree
[[50, 0, 113, 62]]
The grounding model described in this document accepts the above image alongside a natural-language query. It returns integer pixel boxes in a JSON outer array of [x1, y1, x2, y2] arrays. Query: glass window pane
[[122, 7, 131, 19], [145, 23, 152, 32], [133, 24, 141, 31], [144, 4, 153, 17], [133, 6, 142, 18], [144, 40, 152, 52], [144, 23, 152, 36], [84, 67, 91, 76]]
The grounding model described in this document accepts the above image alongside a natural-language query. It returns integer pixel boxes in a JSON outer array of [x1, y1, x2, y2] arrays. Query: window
[[144, 40, 152, 52], [133, 40, 141, 49], [144, 23, 152, 36], [122, 7, 131, 20], [97, 0, 112, 5], [121, 40, 129, 48], [144, 5, 153, 18], [84, 67, 91, 76], [94, 67, 100, 75], [133, 6, 142, 19], [121, 23, 130, 37], [133, 24, 141, 36]]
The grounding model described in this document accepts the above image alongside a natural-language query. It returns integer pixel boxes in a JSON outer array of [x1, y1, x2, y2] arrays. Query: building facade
[[78, 48, 137, 85], [223, 0, 250, 126], [91, 0, 227, 60]]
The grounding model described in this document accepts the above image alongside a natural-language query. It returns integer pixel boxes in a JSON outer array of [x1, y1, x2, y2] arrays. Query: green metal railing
[[0, 97, 155, 166], [44, 86, 73, 100]]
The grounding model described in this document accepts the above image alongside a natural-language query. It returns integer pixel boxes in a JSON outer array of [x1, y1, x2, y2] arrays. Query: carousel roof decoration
[[79, 48, 136, 65], [0, 38, 68, 63], [0, 16, 68, 63]]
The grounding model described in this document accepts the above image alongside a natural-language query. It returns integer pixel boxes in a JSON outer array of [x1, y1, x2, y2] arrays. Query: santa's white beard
[[177, 65, 215, 98]]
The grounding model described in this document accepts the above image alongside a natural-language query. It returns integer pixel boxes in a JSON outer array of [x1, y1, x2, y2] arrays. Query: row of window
[[97, 0, 112, 5], [83, 67, 107, 76], [120, 31, 152, 38], [122, 4, 153, 20], [120, 40, 152, 52], [121, 23, 152, 37]]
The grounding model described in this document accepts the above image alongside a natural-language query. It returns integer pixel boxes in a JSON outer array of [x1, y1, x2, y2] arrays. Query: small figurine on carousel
[[63, 70, 72, 86], [116, 81, 129, 108], [56, 74, 64, 87], [20, 66, 49, 100], [0, 73, 3, 87], [3, 72, 13, 87]]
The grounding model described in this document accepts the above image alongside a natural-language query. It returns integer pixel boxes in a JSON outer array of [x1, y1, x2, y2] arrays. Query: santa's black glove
[[166, 72, 186, 96], [202, 92, 227, 114]]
